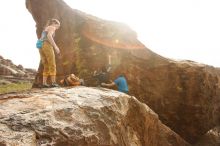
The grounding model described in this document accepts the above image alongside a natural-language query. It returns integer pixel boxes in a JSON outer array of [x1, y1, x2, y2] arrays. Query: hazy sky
[[0, 0, 220, 69]]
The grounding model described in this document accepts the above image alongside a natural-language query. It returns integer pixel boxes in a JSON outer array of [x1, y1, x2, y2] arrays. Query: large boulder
[[26, 0, 220, 143], [0, 87, 190, 146]]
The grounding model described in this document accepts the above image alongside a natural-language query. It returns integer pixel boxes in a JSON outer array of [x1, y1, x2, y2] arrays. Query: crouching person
[[101, 74, 129, 94], [60, 74, 84, 87], [93, 65, 111, 86]]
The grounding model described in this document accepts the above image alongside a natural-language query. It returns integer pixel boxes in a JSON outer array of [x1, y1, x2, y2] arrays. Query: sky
[[0, 0, 220, 69]]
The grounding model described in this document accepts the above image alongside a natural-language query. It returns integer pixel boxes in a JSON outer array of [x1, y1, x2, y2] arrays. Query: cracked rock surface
[[0, 87, 190, 146]]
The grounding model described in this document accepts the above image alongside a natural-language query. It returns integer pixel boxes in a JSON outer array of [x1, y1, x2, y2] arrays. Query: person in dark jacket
[[93, 65, 111, 85]]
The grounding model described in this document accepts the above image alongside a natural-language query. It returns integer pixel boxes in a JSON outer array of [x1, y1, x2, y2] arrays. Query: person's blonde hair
[[45, 19, 60, 28]]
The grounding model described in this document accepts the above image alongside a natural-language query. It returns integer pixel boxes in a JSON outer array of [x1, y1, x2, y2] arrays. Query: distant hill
[[0, 55, 36, 85]]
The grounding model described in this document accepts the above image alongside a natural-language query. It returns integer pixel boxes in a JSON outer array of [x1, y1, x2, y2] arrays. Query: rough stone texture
[[0, 55, 36, 85], [194, 126, 220, 146], [26, 0, 220, 143], [0, 55, 36, 78], [0, 87, 190, 146]]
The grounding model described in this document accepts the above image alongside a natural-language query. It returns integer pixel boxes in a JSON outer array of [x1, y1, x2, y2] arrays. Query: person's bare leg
[[42, 76, 50, 88], [51, 75, 59, 87], [43, 76, 48, 85], [51, 75, 56, 84]]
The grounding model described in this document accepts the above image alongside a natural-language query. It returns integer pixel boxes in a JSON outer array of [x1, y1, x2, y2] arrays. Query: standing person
[[39, 19, 61, 88], [101, 74, 129, 94]]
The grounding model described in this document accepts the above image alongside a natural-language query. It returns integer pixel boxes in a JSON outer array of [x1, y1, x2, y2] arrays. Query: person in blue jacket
[[101, 74, 129, 94]]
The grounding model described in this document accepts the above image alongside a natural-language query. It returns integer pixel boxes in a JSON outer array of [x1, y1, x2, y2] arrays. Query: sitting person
[[60, 74, 84, 86], [101, 74, 129, 94], [93, 65, 111, 86]]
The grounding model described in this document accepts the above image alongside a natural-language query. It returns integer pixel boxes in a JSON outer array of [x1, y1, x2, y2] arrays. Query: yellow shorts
[[39, 41, 56, 77]]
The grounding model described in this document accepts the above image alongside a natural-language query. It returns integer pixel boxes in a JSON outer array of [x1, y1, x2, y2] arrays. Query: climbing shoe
[[42, 84, 50, 88], [50, 83, 60, 88]]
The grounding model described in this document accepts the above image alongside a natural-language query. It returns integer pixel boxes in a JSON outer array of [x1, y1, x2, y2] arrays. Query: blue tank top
[[40, 31, 55, 41], [41, 31, 47, 41]]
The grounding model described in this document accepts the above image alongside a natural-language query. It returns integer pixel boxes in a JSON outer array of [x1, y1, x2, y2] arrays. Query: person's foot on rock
[[50, 83, 60, 88], [42, 84, 50, 88]]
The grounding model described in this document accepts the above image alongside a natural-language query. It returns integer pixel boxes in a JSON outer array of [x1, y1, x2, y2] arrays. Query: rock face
[[0, 55, 36, 85], [0, 55, 36, 78], [26, 0, 220, 143], [139, 61, 220, 143], [0, 87, 190, 146], [195, 126, 220, 146]]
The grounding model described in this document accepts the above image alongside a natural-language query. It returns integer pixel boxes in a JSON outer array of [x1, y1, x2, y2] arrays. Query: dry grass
[[0, 82, 32, 94]]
